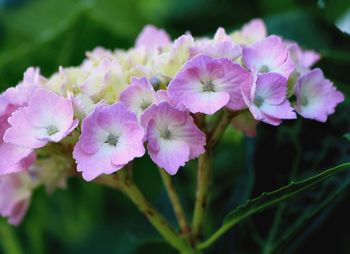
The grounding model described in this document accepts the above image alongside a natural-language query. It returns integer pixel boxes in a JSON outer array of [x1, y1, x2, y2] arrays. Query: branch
[[159, 169, 191, 234]]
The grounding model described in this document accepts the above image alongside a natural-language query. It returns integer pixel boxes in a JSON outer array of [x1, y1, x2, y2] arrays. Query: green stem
[[0, 220, 23, 254], [159, 169, 191, 234], [207, 109, 235, 150], [191, 151, 213, 240], [118, 170, 198, 254], [191, 110, 234, 240]]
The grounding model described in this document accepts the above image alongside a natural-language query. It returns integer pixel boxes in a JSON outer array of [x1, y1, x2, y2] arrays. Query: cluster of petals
[[0, 18, 345, 225]]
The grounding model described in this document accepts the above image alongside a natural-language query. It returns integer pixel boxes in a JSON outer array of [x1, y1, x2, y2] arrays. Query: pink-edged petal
[[4, 108, 47, 149], [243, 35, 295, 78], [182, 91, 230, 115], [135, 25, 171, 48], [255, 73, 288, 105], [260, 100, 296, 120], [141, 102, 187, 129], [0, 143, 34, 175], [147, 120, 190, 175], [0, 171, 32, 225], [78, 104, 109, 155], [97, 103, 139, 135], [301, 51, 321, 68], [119, 77, 156, 118], [74, 143, 121, 182], [241, 18, 267, 42]]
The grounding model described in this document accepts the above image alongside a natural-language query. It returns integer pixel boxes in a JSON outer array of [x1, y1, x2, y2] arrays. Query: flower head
[[141, 102, 206, 175], [242, 73, 296, 126], [4, 89, 78, 149], [0, 171, 33, 225], [242, 35, 295, 78], [73, 103, 145, 181], [168, 54, 251, 114], [294, 69, 344, 122]]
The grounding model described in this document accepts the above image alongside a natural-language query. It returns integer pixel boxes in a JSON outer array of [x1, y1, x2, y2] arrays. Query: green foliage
[[198, 162, 350, 250]]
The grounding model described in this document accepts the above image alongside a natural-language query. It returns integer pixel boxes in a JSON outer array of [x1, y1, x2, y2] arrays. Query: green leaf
[[344, 133, 350, 141], [274, 171, 350, 254], [197, 162, 350, 250]]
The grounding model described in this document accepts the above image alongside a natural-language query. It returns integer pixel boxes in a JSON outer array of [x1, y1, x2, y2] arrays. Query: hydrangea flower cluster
[[0, 19, 344, 225]]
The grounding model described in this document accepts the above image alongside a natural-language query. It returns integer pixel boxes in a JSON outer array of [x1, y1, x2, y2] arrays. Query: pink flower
[[242, 73, 296, 126], [190, 27, 242, 59], [231, 18, 267, 45], [0, 171, 33, 225], [119, 77, 157, 119], [73, 103, 145, 181], [0, 67, 45, 175], [242, 35, 295, 79], [294, 69, 344, 122], [141, 102, 206, 175], [287, 42, 320, 74], [135, 25, 171, 48], [167, 54, 251, 114], [3, 67, 45, 106], [4, 89, 78, 149]]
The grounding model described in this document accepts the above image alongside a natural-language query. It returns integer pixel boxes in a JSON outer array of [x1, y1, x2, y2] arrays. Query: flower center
[[301, 96, 308, 106], [106, 134, 119, 146], [259, 65, 270, 73], [201, 80, 215, 92], [140, 100, 151, 110], [254, 95, 264, 107], [150, 76, 161, 89], [160, 129, 171, 139], [47, 125, 59, 136]]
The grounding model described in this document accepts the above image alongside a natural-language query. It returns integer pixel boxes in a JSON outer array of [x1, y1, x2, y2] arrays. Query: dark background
[[1, 0, 350, 253]]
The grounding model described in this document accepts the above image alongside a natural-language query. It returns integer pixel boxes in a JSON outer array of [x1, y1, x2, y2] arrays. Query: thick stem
[[191, 110, 234, 240], [118, 170, 198, 254], [207, 109, 235, 150], [159, 169, 191, 234], [191, 151, 213, 240]]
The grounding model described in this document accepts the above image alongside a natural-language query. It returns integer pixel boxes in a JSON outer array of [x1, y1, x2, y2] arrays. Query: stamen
[[160, 129, 171, 139], [201, 80, 215, 92], [301, 96, 308, 106], [150, 76, 161, 89], [259, 65, 270, 73], [47, 125, 59, 136], [140, 100, 151, 110], [254, 95, 264, 107], [106, 134, 119, 146]]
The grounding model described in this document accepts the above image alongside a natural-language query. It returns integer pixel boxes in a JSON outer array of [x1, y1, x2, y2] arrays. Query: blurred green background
[[1, 0, 350, 253]]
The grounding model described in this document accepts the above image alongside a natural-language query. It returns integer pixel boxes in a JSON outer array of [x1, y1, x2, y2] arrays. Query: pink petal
[[135, 25, 171, 48], [294, 69, 344, 122]]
